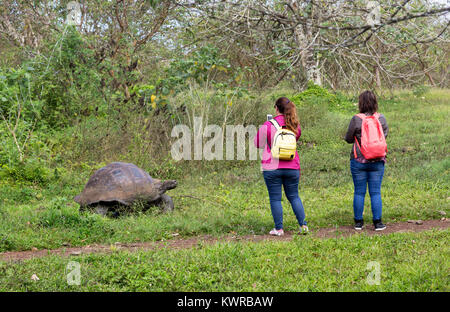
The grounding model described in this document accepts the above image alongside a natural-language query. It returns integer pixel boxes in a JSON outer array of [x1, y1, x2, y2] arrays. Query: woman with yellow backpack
[[254, 97, 308, 236]]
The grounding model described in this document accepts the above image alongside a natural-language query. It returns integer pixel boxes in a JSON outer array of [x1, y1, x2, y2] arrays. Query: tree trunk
[[294, 24, 322, 87], [374, 66, 381, 89], [414, 44, 436, 86]]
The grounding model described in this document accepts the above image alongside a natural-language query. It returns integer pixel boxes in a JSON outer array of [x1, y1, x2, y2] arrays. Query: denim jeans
[[350, 159, 385, 221], [262, 169, 306, 230]]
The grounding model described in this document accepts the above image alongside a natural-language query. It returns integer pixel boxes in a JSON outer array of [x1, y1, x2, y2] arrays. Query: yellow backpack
[[269, 119, 297, 160]]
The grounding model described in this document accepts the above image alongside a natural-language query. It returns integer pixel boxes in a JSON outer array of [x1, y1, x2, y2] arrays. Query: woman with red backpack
[[345, 91, 389, 231]]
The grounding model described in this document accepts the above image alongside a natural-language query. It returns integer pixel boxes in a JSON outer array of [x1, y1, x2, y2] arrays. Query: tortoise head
[[155, 179, 177, 193]]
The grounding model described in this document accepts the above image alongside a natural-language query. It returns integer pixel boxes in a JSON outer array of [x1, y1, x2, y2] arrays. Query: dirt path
[[1, 219, 448, 262]]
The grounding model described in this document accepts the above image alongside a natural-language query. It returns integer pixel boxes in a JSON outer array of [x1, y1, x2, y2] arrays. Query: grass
[[0, 88, 448, 254], [0, 87, 448, 292], [0, 229, 448, 291]]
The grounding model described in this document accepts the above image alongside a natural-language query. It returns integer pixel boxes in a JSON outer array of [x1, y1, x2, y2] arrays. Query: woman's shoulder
[[274, 114, 284, 121], [349, 114, 360, 122], [262, 120, 271, 125], [261, 120, 274, 130], [263, 115, 284, 126], [376, 112, 387, 121], [353, 112, 386, 119]]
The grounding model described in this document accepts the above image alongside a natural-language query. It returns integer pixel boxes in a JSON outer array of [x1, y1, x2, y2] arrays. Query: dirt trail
[[1, 219, 448, 262]]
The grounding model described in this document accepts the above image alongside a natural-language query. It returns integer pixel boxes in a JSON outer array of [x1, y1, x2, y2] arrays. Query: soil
[[1, 218, 448, 262]]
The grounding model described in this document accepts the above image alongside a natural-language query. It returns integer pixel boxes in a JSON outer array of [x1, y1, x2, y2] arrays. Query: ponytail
[[275, 97, 300, 135]]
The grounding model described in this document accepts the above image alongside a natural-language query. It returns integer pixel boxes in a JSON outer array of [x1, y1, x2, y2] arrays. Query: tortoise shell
[[74, 162, 174, 207]]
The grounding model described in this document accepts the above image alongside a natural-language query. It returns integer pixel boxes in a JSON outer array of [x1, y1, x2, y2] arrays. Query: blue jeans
[[350, 159, 385, 221], [263, 169, 306, 230]]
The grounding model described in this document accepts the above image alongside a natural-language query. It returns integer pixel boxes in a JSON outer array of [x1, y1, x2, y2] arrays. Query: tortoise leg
[[95, 205, 109, 216], [158, 194, 174, 213]]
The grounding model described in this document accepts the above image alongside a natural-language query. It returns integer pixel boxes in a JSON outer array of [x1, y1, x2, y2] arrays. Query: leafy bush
[[291, 81, 334, 104], [0, 67, 43, 121], [0, 159, 51, 184], [0, 233, 16, 251], [291, 82, 355, 113], [0, 120, 54, 184], [34, 27, 103, 128], [412, 85, 430, 97], [0, 67, 44, 163]]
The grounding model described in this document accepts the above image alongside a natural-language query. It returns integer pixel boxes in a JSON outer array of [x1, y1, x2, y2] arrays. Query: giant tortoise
[[74, 162, 177, 216]]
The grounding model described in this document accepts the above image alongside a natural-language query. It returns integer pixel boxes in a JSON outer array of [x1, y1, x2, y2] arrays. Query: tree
[[0, 0, 176, 101], [186, 0, 450, 90]]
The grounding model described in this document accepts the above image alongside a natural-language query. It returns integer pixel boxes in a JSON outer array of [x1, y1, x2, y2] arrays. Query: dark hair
[[275, 97, 299, 135], [358, 90, 378, 115]]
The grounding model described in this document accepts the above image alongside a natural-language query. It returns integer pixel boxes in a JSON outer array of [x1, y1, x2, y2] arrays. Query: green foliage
[[0, 160, 51, 185], [155, 45, 249, 110], [123, 45, 250, 116], [0, 119, 54, 184], [129, 84, 157, 112], [291, 81, 334, 103], [291, 82, 355, 113], [0, 67, 43, 122], [38, 198, 104, 229], [35, 26, 103, 128], [0, 27, 105, 178], [412, 85, 431, 97], [0, 184, 36, 204], [165, 45, 231, 86], [145, 154, 184, 180], [0, 67, 49, 172], [0, 232, 17, 252]]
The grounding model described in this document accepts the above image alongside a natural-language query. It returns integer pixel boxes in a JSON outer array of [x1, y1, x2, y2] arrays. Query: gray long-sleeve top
[[344, 113, 389, 162]]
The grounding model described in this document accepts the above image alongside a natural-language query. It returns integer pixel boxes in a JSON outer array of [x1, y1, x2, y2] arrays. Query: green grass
[[0, 88, 448, 253], [1, 229, 448, 291], [0, 87, 448, 292]]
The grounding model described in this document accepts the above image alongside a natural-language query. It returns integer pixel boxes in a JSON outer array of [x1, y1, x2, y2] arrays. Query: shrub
[[0, 159, 51, 185], [412, 85, 430, 97], [291, 82, 355, 113], [33, 27, 103, 128]]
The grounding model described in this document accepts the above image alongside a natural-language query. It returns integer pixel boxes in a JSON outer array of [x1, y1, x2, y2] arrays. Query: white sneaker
[[300, 225, 309, 235], [269, 229, 284, 236]]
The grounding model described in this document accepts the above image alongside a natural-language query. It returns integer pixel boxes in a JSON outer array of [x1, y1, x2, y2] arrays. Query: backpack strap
[[269, 118, 282, 131], [356, 112, 380, 119], [354, 136, 361, 158], [353, 114, 366, 158], [355, 113, 366, 120], [268, 118, 282, 150]]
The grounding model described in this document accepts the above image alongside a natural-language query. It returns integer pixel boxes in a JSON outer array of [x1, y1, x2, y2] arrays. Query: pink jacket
[[254, 115, 301, 171]]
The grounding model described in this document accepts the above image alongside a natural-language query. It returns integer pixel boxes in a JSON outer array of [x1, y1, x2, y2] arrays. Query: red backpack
[[354, 113, 387, 160]]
